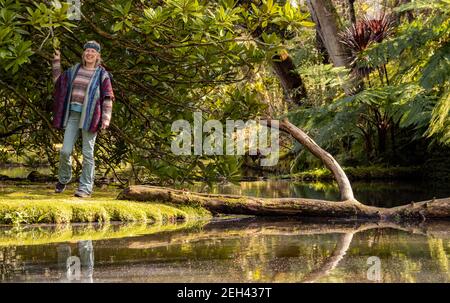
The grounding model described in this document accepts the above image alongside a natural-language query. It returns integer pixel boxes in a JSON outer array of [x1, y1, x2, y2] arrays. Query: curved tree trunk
[[278, 118, 355, 201], [118, 117, 450, 221]]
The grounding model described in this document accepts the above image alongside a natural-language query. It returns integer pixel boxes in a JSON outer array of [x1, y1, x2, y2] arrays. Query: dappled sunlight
[[0, 184, 121, 202]]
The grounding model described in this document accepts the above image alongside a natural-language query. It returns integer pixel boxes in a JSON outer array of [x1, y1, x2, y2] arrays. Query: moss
[[0, 185, 211, 225], [71, 203, 109, 223], [218, 197, 251, 210], [291, 166, 423, 181]]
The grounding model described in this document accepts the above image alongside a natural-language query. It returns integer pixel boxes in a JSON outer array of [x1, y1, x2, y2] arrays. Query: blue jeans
[[58, 111, 97, 194]]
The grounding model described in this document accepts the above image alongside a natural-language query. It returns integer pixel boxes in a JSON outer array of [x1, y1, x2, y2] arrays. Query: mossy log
[[117, 185, 450, 220]]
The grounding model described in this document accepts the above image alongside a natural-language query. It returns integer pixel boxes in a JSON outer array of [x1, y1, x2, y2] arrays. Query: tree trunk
[[246, 14, 308, 106], [316, 31, 330, 64], [301, 232, 354, 282], [277, 118, 355, 201], [271, 51, 308, 106], [306, 0, 348, 68], [306, 0, 363, 94], [118, 185, 450, 220], [347, 0, 357, 26]]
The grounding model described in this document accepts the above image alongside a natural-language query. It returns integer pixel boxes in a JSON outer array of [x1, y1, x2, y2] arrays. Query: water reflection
[[57, 241, 94, 283], [0, 219, 449, 283], [0, 221, 202, 282]]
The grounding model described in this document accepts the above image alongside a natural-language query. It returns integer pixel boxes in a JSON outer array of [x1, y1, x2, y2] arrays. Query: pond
[[0, 218, 449, 283], [0, 180, 449, 283]]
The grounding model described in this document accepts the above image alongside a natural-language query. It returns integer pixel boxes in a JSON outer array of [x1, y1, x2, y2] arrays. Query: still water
[[0, 219, 449, 283], [0, 180, 449, 283]]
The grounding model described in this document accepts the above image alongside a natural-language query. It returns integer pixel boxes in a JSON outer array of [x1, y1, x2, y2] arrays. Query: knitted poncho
[[52, 63, 114, 133]]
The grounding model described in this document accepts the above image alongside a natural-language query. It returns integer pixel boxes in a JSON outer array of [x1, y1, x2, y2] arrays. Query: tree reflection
[[0, 219, 449, 282], [0, 246, 24, 280], [301, 233, 354, 282]]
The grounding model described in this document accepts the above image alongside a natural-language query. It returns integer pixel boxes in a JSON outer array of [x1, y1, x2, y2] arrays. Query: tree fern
[[428, 88, 450, 144], [420, 42, 450, 89], [359, 0, 450, 145]]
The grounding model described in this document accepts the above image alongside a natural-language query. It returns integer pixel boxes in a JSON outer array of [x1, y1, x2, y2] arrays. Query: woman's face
[[83, 48, 99, 66]]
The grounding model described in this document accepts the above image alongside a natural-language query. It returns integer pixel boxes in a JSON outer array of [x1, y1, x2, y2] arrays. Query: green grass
[[0, 184, 211, 225]]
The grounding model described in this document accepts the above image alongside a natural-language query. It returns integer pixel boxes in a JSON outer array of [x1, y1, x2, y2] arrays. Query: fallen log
[[117, 185, 450, 220], [117, 118, 450, 221]]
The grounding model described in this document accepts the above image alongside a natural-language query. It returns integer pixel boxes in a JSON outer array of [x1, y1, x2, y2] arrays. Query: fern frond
[[427, 88, 450, 144], [420, 42, 450, 89]]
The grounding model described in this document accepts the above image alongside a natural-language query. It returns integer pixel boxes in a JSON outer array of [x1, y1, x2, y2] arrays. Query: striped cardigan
[[52, 63, 115, 133]]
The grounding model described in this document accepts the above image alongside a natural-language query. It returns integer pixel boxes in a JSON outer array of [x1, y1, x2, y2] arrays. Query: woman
[[52, 40, 114, 198]]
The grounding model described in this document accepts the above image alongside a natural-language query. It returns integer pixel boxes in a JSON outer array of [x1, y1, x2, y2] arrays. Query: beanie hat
[[84, 41, 101, 53]]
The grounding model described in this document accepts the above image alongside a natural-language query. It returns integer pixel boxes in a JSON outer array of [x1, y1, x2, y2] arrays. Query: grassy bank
[[0, 184, 211, 225], [287, 166, 423, 181]]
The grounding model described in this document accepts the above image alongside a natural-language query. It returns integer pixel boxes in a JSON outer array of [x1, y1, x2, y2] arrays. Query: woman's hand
[[100, 120, 110, 130], [52, 50, 62, 83], [54, 50, 61, 61]]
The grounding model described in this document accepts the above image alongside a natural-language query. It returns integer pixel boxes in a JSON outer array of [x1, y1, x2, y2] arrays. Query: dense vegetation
[[0, 0, 449, 185]]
